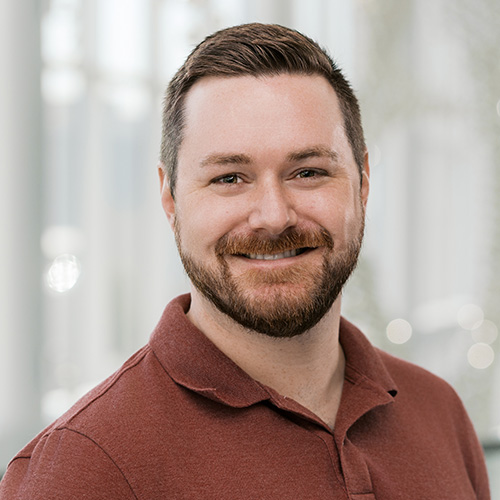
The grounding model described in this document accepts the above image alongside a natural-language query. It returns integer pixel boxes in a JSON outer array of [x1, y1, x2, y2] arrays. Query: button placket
[[340, 436, 376, 499]]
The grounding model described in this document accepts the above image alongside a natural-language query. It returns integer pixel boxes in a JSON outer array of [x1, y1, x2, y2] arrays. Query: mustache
[[215, 227, 333, 256]]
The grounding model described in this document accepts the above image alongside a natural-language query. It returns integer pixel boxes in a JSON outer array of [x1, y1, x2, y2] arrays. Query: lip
[[227, 247, 322, 268], [243, 248, 308, 260]]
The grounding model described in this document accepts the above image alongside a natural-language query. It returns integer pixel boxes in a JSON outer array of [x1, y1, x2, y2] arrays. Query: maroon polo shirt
[[0, 294, 490, 499]]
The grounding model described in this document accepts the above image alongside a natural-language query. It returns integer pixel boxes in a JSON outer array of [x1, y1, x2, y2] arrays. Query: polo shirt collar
[[149, 294, 398, 430], [149, 294, 270, 407], [336, 317, 398, 438]]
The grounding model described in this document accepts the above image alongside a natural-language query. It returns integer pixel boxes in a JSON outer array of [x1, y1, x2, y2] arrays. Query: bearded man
[[0, 23, 490, 500]]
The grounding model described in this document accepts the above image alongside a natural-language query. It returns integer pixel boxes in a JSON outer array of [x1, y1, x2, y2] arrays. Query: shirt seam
[[55, 346, 151, 430], [56, 427, 139, 500]]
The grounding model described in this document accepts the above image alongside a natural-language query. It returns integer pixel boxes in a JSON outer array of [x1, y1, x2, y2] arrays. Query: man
[[0, 23, 490, 499]]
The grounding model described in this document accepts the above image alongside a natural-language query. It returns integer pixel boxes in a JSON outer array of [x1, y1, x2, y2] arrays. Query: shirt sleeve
[[460, 409, 491, 500], [442, 379, 491, 500], [0, 428, 137, 500]]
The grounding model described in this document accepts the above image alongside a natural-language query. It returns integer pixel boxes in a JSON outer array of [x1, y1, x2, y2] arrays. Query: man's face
[[160, 74, 369, 337]]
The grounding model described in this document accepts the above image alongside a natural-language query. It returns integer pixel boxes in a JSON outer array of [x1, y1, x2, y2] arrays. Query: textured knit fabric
[[0, 294, 490, 499]]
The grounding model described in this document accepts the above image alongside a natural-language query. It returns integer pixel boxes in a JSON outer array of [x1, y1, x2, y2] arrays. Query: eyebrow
[[199, 146, 339, 168], [286, 146, 339, 163], [200, 153, 251, 168]]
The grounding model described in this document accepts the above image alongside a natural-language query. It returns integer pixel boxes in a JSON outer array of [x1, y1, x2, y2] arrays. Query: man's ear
[[360, 150, 370, 209], [158, 163, 175, 230]]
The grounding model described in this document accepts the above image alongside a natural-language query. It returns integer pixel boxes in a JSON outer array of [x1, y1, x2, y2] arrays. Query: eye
[[296, 169, 327, 179], [212, 173, 241, 185], [297, 169, 316, 178]]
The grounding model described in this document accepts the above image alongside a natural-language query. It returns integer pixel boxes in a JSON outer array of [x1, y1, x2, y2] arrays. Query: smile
[[242, 248, 310, 260]]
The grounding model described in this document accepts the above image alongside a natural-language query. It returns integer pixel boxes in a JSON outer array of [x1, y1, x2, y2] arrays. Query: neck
[[186, 290, 345, 429]]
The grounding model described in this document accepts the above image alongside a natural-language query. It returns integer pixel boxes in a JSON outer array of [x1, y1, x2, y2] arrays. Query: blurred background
[[1, 0, 499, 492]]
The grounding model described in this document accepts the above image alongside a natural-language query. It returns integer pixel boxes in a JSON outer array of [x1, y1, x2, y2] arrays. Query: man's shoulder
[[373, 344, 475, 431], [340, 316, 471, 428], [341, 317, 460, 400], [57, 344, 155, 429], [1, 344, 166, 499], [12, 341, 177, 462]]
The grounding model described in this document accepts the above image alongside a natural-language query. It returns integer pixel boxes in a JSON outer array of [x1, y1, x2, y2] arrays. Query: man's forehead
[[181, 73, 341, 134], [183, 72, 336, 104]]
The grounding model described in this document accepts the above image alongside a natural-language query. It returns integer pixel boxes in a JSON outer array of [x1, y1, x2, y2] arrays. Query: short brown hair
[[160, 23, 366, 196]]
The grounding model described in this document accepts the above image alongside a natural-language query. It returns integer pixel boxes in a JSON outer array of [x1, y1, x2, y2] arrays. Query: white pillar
[[0, 0, 43, 472]]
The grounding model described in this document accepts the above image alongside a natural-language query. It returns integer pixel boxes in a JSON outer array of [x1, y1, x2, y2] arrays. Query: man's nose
[[247, 181, 298, 235]]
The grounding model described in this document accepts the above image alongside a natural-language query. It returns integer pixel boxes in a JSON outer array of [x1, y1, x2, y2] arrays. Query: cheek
[[302, 190, 362, 238], [176, 196, 245, 250], [339, 199, 365, 241]]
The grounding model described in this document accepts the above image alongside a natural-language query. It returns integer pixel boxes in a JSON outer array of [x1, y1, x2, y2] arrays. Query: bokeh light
[[386, 318, 412, 344], [46, 254, 81, 293], [467, 343, 495, 370], [472, 319, 498, 345], [457, 303, 484, 330]]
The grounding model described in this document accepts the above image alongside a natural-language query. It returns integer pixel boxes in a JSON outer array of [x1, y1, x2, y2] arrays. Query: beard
[[175, 218, 364, 338]]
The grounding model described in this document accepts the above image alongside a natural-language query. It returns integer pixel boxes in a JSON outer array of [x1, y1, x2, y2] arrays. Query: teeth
[[247, 249, 298, 260]]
